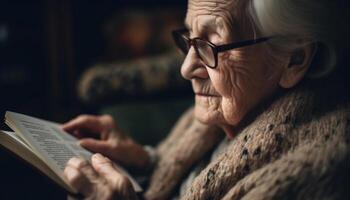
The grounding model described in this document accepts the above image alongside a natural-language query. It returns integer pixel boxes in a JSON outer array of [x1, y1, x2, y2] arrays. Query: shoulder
[[180, 82, 349, 200]]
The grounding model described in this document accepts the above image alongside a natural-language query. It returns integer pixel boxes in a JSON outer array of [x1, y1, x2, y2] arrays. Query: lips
[[191, 79, 219, 97]]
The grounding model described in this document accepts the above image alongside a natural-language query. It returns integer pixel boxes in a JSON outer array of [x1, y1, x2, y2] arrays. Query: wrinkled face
[[181, 0, 284, 129]]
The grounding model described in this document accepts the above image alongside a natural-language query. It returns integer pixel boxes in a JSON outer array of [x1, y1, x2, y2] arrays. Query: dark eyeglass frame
[[172, 28, 273, 68]]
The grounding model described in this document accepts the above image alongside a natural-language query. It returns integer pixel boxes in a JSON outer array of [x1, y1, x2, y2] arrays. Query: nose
[[180, 47, 209, 80]]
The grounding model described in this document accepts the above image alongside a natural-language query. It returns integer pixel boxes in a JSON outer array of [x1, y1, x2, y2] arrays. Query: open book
[[0, 111, 142, 195]]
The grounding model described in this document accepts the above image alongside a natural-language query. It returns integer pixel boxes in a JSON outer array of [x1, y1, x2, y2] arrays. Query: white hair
[[248, 0, 345, 78]]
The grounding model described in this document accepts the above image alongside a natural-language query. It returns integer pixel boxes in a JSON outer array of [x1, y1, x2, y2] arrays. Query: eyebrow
[[184, 17, 217, 34]]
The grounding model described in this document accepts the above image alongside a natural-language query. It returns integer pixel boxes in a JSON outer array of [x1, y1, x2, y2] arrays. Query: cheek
[[208, 54, 236, 97], [203, 47, 283, 125], [206, 53, 249, 125], [213, 51, 250, 103], [210, 50, 276, 125], [193, 96, 225, 124]]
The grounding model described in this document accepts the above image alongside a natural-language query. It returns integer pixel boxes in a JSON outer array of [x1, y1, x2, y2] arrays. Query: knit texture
[[145, 81, 350, 200]]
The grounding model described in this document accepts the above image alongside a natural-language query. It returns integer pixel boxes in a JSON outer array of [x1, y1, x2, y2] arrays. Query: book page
[[1, 130, 32, 151], [5, 111, 142, 192], [0, 130, 75, 193], [5, 114, 91, 171]]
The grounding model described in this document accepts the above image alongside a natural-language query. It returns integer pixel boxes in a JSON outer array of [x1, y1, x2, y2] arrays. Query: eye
[[184, 31, 191, 38]]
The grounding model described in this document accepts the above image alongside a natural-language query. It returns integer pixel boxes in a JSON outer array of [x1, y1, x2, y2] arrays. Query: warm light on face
[[181, 0, 284, 130]]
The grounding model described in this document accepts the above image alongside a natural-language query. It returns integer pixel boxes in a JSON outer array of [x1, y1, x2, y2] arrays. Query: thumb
[[91, 154, 127, 186], [79, 138, 111, 156]]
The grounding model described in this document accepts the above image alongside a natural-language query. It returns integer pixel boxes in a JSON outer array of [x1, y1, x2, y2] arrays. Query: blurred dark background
[[0, 0, 189, 199]]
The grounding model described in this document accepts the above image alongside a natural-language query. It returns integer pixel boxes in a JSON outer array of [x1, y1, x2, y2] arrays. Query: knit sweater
[[144, 81, 350, 200]]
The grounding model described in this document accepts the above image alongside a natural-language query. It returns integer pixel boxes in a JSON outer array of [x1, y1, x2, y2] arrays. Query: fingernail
[[93, 153, 104, 161]]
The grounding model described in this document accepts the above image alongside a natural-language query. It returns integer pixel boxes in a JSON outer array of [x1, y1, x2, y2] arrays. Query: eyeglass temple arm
[[216, 37, 272, 52]]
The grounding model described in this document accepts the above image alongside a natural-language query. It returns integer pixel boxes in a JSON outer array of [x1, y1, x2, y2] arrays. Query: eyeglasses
[[172, 28, 273, 68]]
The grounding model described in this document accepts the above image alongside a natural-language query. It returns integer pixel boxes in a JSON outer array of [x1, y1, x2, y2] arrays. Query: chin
[[193, 104, 223, 125]]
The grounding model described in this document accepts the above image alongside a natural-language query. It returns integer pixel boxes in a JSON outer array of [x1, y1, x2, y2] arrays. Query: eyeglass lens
[[195, 39, 215, 67], [174, 32, 216, 68]]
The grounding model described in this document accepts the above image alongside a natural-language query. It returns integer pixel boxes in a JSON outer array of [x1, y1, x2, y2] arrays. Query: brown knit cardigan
[[144, 81, 350, 200]]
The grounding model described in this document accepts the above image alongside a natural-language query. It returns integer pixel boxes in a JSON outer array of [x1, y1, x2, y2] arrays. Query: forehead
[[185, 0, 246, 28]]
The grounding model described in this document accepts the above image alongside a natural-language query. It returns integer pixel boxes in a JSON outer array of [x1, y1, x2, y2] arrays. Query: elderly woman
[[62, 0, 350, 199]]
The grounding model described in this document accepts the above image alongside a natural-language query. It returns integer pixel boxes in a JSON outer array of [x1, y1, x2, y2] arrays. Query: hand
[[64, 154, 138, 200], [62, 115, 150, 169]]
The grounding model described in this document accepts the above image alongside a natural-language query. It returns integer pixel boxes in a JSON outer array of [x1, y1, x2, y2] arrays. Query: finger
[[64, 165, 93, 196], [62, 115, 103, 134], [79, 138, 112, 156], [72, 130, 83, 138], [66, 157, 99, 181], [99, 115, 115, 129], [91, 154, 126, 185], [62, 115, 99, 131]]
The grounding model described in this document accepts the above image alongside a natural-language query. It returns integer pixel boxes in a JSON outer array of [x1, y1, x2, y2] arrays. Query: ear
[[279, 43, 317, 88]]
